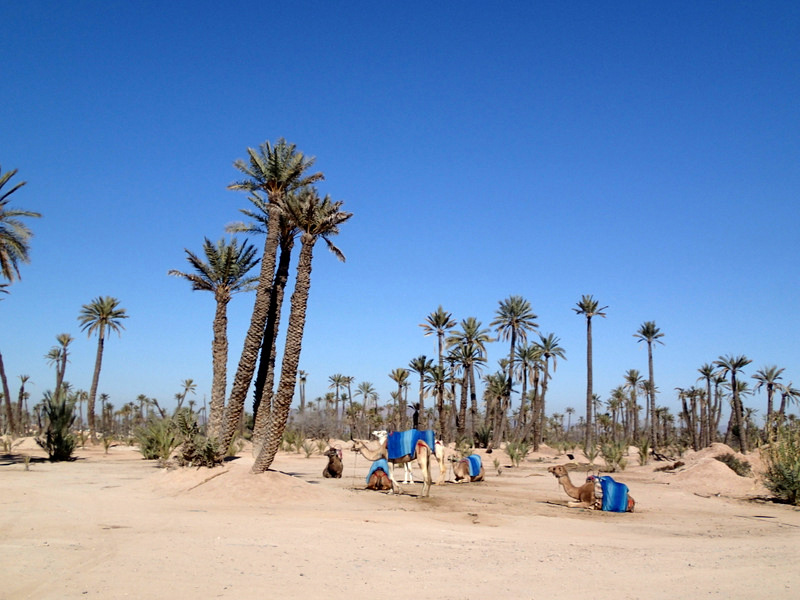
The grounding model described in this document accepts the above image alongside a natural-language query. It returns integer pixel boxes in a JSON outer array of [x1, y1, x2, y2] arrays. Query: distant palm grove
[[2, 146, 799, 482]]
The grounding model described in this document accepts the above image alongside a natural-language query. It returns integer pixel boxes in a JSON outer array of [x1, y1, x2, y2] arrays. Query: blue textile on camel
[[366, 458, 390, 483], [599, 476, 630, 512], [387, 429, 435, 460], [466, 454, 482, 477]]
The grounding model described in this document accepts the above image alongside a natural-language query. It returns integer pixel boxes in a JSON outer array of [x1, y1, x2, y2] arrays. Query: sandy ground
[[2, 438, 799, 600]]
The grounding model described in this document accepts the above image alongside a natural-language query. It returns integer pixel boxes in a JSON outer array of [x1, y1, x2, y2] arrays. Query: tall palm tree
[[752, 365, 785, 430], [533, 332, 566, 448], [297, 370, 308, 413], [175, 378, 196, 412], [228, 193, 301, 443], [252, 189, 351, 473], [696, 363, 718, 447], [777, 382, 800, 421], [573, 294, 607, 448], [634, 321, 664, 449], [623, 369, 644, 441], [420, 305, 456, 435], [447, 317, 492, 438], [408, 355, 433, 429], [222, 139, 324, 455], [513, 343, 541, 433], [491, 296, 538, 444], [389, 368, 410, 428], [0, 165, 41, 283], [714, 354, 752, 453], [328, 373, 347, 420], [15, 374, 30, 435], [565, 406, 575, 439], [78, 296, 128, 443], [168, 236, 259, 437], [355, 381, 378, 412]]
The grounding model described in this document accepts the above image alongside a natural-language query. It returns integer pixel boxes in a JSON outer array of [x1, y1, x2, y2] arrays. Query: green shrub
[[173, 409, 221, 468], [505, 440, 530, 467], [601, 440, 627, 472], [715, 453, 751, 477], [473, 424, 492, 449], [762, 425, 800, 505], [637, 438, 650, 466], [583, 442, 599, 465], [135, 417, 179, 461], [36, 393, 76, 462]]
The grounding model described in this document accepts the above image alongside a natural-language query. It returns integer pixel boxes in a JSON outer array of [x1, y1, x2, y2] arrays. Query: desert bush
[[473, 424, 492, 449], [135, 417, 179, 461], [301, 440, 315, 458], [601, 440, 627, 472], [36, 393, 76, 462], [505, 440, 530, 467], [715, 453, 751, 477], [637, 438, 650, 466], [583, 442, 599, 465], [173, 409, 220, 468], [762, 425, 800, 505]]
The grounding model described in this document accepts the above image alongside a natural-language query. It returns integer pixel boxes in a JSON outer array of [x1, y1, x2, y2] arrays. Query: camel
[[352, 431, 433, 497], [452, 454, 485, 482], [372, 430, 450, 485], [322, 447, 343, 479], [548, 464, 635, 511]]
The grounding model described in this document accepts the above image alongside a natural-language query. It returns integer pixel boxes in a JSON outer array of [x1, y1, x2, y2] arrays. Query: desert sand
[[2, 438, 798, 600]]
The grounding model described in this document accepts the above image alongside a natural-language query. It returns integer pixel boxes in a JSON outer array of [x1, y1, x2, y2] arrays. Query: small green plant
[[715, 453, 751, 477], [302, 440, 315, 458], [135, 417, 179, 461], [583, 442, 599, 466], [174, 409, 221, 468], [316, 439, 328, 454], [23, 454, 31, 471], [36, 393, 77, 462], [505, 440, 531, 467], [102, 435, 114, 455], [474, 424, 492, 449], [762, 425, 800, 505], [637, 438, 650, 466], [493, 457, 501, 476], [601, 440, 627, 472]]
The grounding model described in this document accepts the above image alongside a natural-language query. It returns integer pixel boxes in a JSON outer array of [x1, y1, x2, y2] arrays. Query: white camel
[[373, 430, 451, 485], [352, 430, 433, 497]]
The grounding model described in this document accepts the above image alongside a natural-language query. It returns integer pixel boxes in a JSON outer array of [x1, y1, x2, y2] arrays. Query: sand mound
[[670, 456, 768, 497], [149, 455, 330, 505]]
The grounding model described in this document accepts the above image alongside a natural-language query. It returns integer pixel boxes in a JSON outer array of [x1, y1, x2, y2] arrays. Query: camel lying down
[[548, 464, 635, 512]]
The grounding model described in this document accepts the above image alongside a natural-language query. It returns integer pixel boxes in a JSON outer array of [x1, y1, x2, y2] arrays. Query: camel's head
[[371, 430, 388, 442], [324, 447, 342, 459], [548, 465, 569, 478]]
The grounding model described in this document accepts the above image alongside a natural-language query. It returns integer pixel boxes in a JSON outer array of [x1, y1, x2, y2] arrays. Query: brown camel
[[351, 437, 433, 497], [547, 464, 596, 508], [452, 456, 485, 482], [322, 447, 343, 479], [548, 464, 636, 511], [366, 467, 392, 490]]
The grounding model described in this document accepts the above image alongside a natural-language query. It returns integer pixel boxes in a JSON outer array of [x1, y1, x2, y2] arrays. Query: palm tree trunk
[[0, 351, 14, 433], [251, 237, 294, 450], [253, 235, 315, 473], [207, 296, 229, 439], [87, 334, 105, 443], [585, 318, 593, 449], [218, 207, 281, 453], [647, 343, 657, 449]]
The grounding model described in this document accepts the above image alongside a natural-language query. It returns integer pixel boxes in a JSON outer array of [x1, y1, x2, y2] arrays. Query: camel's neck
[[354, 442, 386, 462], [556, 473, 583, 499]]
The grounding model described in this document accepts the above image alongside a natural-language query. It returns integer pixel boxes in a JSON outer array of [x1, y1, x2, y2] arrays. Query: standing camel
[[352, 431, 433, 497]]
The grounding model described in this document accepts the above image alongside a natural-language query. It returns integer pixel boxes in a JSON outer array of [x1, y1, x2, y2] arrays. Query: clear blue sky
[[2, 1, 798, 422]]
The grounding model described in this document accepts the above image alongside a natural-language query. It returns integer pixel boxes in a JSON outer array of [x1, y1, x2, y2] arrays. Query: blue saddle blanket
[[366, 459, 390, 483], [599, 476, 630, 512], [465, 454, 482, 477], [387, 429, 435, 460]]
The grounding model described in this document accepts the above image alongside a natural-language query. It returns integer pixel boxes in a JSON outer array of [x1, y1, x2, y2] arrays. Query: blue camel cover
[[599, 476, 630, 512], [366, 458, 390, 483], [466, 454, 482, 477], [387, 429, 435, 460]]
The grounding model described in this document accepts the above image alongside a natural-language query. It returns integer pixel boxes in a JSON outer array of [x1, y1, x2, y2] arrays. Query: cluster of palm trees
[[170, 139, 351, 473]]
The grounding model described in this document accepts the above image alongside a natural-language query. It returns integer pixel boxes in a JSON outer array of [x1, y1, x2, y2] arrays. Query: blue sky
[[2, 1, 798, 422]]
